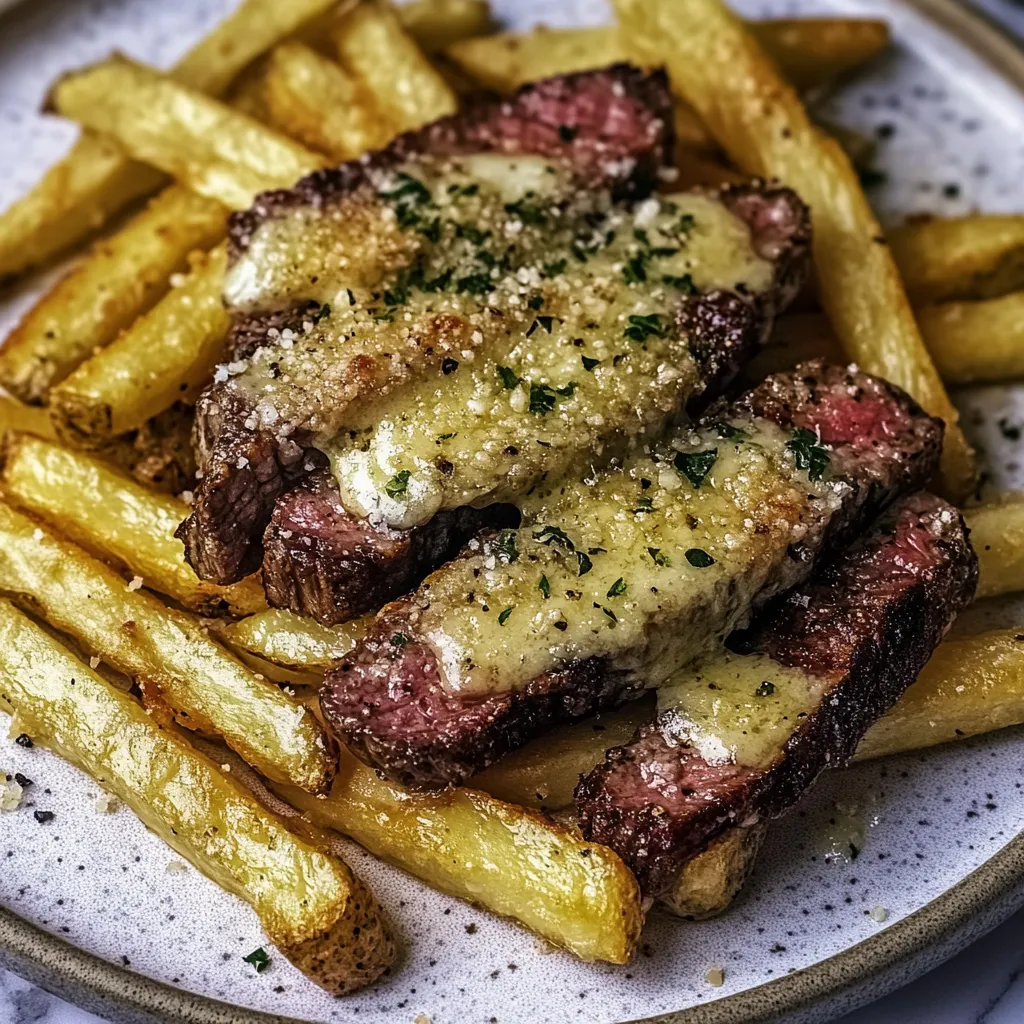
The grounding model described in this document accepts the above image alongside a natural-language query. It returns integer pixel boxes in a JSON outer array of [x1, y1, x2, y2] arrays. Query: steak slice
[[179, 65, 677, 585], [262, 472, 518, 626], [320, 361, 943, 788], [575, 492, 977, 895]]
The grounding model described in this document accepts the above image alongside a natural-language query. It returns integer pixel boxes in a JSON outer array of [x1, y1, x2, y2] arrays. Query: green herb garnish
[[576, 551, 593, 575], [648, 547, 671, 566], [662, 273, 696, 293], [385, 469, 411, 499], [543, 258, 567, 278], [581, 355, 600, 372], [674, 448, 718, 488], [755, 681, 776, 697], [623, 253, 648, 284], [624, 313, 665, 342], [607, 578, 627, 598], [498, 607, 513, 625], [538, 574, 551, 599], [456, 273, 492, 296], [497, 365, 521, 390], [243, 948, 271, 973], [787, 427, 830, 481], [495, 529, 519, 564], [534, 525, 574, 549], [685, 548, 715, 568], [313, 303, 331, 323], [390, 633, 409, 647]]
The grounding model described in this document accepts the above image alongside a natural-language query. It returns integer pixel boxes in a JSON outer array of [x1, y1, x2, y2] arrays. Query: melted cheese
[[656, 652, 827, 769], [410, 420, 847, 696]]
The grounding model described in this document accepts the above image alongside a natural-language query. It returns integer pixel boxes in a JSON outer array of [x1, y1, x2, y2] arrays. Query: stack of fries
[[2, 0, 1024, 993]]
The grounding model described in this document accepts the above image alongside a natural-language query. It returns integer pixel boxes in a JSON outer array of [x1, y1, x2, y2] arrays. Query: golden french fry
[[613, 0, 973, 501], [0, 0, 342, 282], [0, 600, 393, 994], [0, 500, 331, 792], [396, 0, 494, 52], [332, 0, 458, 131], [0, 394, 57, 442], [262, 42, 394, 161], [220, 608, 368, 670], [891, 215, 1024, 303], [47, 57, 324, 210], [49, 243, 231, 444], [1, 433, 265, 617], [0, 186, 226, 403], [272, 747, 642, 964], [963, 498, 1024, 600]]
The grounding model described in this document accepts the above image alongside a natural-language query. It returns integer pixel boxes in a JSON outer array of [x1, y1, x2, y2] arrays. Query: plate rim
[[3, 0, 1024, 1021]]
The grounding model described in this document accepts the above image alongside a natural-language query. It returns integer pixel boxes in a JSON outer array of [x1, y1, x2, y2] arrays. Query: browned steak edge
[[574, 492, 978, 895], [319, 362, 943, 789]]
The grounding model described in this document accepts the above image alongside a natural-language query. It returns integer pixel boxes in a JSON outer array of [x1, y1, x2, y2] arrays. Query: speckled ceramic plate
[[3, 0, 1024, 1022]]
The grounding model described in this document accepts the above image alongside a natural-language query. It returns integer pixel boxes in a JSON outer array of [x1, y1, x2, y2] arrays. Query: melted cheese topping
[[410, 420, 846, 696], [656, 652, 828, 769]]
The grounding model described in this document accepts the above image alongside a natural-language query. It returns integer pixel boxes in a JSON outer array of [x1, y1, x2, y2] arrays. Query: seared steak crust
[[574, 492, 977, 895], [320, 362, 943, 789]]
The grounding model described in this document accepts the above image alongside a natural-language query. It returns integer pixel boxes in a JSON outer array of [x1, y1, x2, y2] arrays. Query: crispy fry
[[0, 600, 392, 993], [0, 500, 331, 792], [49, 244, 231, 444], [0, 394, 57, 442], [272, 747, 642, 964], [446, 19, 888, 95], [1, 433, 265, 617], [396, 0, 494, 51], [47, 57, 324, 210], [0, 186, 226, 403], [963, 498, 1024, 600], [262, 42, 394, 161], [613, 0, 973, 500], [0, 0, 342, 282], [220, 609, 368, 670], [891, 215, 1024, 303], [331, 0, 458, 131]]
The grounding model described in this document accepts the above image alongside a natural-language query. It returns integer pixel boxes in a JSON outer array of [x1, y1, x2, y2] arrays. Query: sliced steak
[[320, 361, 943, 788], [179, 65, 677, 585], [575, 492, 977, 895]]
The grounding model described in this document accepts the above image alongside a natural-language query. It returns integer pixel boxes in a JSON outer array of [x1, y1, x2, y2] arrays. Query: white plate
[[3, 1, 1024, 1022]]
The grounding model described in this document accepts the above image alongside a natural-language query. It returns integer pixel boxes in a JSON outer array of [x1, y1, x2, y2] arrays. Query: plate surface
[[3, 1, 1024, 1022]]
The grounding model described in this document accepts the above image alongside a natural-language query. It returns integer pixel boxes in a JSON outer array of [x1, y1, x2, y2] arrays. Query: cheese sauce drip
[[656, 652, 827, 769], [410, 419, 846, 696]]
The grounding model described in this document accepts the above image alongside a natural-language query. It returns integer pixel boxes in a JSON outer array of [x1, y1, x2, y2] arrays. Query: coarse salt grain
[[89, 656, 101, 669], [94, 792, 118, 814], [165, 860, 189, 874], [126, 576, 143, 592], [0, 777, 23, 811], [868, 905, 889, 923]]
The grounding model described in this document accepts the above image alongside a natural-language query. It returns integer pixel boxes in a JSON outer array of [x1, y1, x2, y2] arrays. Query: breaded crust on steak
[[319, 362, 943, 789], [179, 65, 677, 586], [574, 492, 977, 895]]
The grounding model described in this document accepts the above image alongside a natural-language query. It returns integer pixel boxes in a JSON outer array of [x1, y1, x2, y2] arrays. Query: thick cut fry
[[332, 0, 458, 131], [47, 58, 324, 210], [50, 244, 231, 444], [273, 748, 642, 964], [221, 609, 367, 670], [891, 215, 1024, 304], [0, 395, 57, 442], [0, 501, 331, 792], [614, 0, 972, 500], [262, 42, 394, 161], [396, 0, 493, 51], [0, 187, 227, 403], [0, 0, 341, 281], [964, 498, 1024, 600], [0, 601, 392, 994], [1, 434, 265, 617], [445, 18, 888, 94]]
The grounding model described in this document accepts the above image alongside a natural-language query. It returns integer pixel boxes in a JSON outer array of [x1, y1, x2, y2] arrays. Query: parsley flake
[[538, 574, 551, 599], [533, 525, 574, 549], [504, 197, 546, 226], [456, 273, 492, 296], [313, 303, 331, 323], [529, 382, 556, 414], [674, 448, 718, 488], [497, 365, 521, 390], [526, 315, 555, 337], [243, 947, 271, 973], [685, 548, 715, 568], [390, 633, 409, 647], [715, 422, 747, 440], [662, 273, 696, 293], [385, 469, 411, 499], [623, 253, 648, 284], [495, 529, 519, 564], [581, 355, 600, 372], [498, 607, 513, 626], [607, 578, 627, 598], [755, 681, 776, 697], [624, 313, 665, 342], [543, 258, 567, 278], [576, 551, 593, 575], [648, 547, 671, 566], [787, 427, 830, 481]]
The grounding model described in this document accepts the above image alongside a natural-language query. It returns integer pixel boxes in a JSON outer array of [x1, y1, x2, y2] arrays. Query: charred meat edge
[[259, 182, 811, 626], [575, 492, 978, 895], [178, 64, 677, 585], [319, 361, 943, 790]]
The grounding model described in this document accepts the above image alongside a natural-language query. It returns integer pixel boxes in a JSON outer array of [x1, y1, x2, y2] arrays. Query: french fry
[[446, 19, 887, 95], [0, 187, 227, 403], [0, 394, 57, 442], [1, 433, 265, 617], [47, 58, 324, 210], [0, 500, 331, 793], [0, 600, 393, 994], [49, 244, 231, 444], [272, 747, 642, 964], [613, 0, 973, 501], [331, 0, 458, 131], [220, 608, 368, 670], [963, 498, 1024, 600], [0, 0, 342, 282], [262, 42, 394, 161], [891, 215, 1024, 303], [396, 0, 494, 52]]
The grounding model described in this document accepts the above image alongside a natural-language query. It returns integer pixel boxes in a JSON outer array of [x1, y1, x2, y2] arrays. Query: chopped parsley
[[607, 577, 627, 597], [495, 529, 519, 564], [456, 273, 492, 296], [624, 313, 665, 342], [581, 355, 600, 372], [755, 680, 776, 697], [602, 606, 618, 624], [538, 574, 551, 599], [504, 196, 546, 226], [441, 358, 459, 375], [313, 302, 331, 323], [648, 547, 671, 566], [381, 172, 431, 205], [498, 606, 513, 626], [496, 365, 521, 390], [455, 222, 489, 245], [674, 448, 718, 488], [576, 551, 593, 575], [528, 294, 545, 310], [543, 258, 568, 277], [787, 427, 830, 481], [715, 422, 747, 440], [633, 496, 654, 513], [385, 469, 411, 499], [534, 525, 574, 549], [390, 633, 409, 647], [526, 315, 555, 337], [528, 381, 575, 414], [623, 253, 648, 284], [662, 273, 696, 293], [243, 947, 271, 973], [437, 431, 457, 440], [685, 548, 715, 568]]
